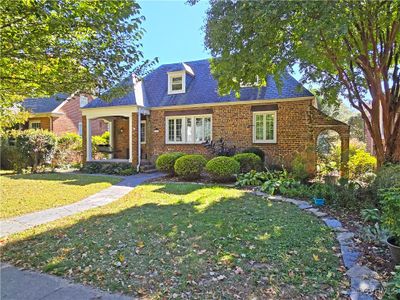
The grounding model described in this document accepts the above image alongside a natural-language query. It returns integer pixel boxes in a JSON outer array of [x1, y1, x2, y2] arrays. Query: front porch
[[81, 106, 150, 169]]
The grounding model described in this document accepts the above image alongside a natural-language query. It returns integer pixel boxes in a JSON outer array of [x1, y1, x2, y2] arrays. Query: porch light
[[120, 127, 124, 133], [154, 128, 159, 133]]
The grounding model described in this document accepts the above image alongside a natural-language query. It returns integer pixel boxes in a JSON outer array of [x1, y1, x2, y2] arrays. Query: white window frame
[[140, 120, 146, 144], [252, 111, 277, 143], [168, 71, 186, 94], [78, 122, 82, 136], [29, 120, 41, 129], [80, 95, 88, 107], [165, 114, 212, 144]]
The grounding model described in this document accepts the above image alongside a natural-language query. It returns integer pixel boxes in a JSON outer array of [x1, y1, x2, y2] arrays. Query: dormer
[[168, 71, 186, 94], [167, 63, 195, 95]]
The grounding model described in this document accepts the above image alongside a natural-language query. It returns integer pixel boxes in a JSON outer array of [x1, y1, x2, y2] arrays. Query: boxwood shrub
[[241, 147, 265, 162], [233, 153, 263, 173], [156, 152, 186, 174], [206, 156, 240, 182], [174, 154, 207, 180]]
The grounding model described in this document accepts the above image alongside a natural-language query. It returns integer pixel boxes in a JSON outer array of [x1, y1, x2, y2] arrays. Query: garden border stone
[[263, 193, 380, 300]]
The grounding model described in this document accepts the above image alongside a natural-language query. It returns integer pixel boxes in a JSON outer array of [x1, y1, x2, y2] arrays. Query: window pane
[[140, 123, 146, 143], [195, 118, 203, 142], [204, 117, 211, 141], [175, 119, 182, 142], [255, 115, 264, 140], [172, 76, 182, 83], [172, 83, 182, 91], [168, 119, 174, 141], [186, 117, 193, 143], [265, 114, 274, 140], [31, 122, 41, 129]]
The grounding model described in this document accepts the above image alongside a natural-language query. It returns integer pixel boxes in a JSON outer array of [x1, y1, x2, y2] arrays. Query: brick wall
[[52, 94, 106, 136], [148, 100, 315, 167], [113, 117, 129, 159]]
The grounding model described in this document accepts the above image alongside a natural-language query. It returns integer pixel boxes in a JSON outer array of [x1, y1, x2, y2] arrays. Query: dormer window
[[80, 95, 88, 107], [168, 71, 186, 94]]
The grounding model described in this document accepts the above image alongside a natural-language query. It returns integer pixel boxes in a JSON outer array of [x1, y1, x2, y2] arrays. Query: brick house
[[21, 93, 106, 136], [81, 59, 350, 175]]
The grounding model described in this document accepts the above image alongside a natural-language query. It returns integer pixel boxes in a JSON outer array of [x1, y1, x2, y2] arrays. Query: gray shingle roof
[[22, 93, 69, 113], [84, 59, 313, 109]]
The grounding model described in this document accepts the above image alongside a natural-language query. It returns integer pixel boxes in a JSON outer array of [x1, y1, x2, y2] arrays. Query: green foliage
[[348, 149, 377, 180], [233, 153, 262, 173], [91, 131, 111, 158], [236, 170, 271, 187], [12, 129, 57, 173], [380, 188, 400, 244], [241, 147, 265, 162], [1, 0, 157, 130], [260, 170, 300, 196], [81, 162, 136, 176], [174, 155, 207, 180], [291, 153, 309, 182], [53, 133, 82, 167], [384, 266, 400, 299], [374, 164, 400, 191], [156, 152, 186, 174], [205, 156, 240, 182]]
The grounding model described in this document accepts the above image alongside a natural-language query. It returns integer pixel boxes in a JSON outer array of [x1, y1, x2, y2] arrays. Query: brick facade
[[113, 117, 129, 159]]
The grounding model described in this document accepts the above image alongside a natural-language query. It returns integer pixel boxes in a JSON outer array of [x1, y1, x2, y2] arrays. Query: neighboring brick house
[[81, 59, 350, 175], [21, 93, 106, 136]]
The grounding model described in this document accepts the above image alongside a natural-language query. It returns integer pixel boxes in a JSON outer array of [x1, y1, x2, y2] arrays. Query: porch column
[[130, 112, 139, 166], [108, 120, 114, 159], [82, 116, 87, 163], [86, 117, 92, 161]]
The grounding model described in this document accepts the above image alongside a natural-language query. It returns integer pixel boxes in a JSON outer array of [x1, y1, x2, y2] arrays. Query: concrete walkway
[[0, 263, 132, 300], [0, 172, 163, 237]]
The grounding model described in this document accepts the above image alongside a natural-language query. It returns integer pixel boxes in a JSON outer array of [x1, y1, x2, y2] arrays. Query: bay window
[[166, 115, 212, 144], [252, 111, 277, 143]]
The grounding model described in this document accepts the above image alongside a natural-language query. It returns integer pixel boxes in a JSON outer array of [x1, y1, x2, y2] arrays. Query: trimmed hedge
[[241, 147, 265, 162], [233, 153, 262, 173], [81, 161, 136, 176], [174, 154, 207, 179], [156, 152, 186, 174], [205, 156, 240, 182]]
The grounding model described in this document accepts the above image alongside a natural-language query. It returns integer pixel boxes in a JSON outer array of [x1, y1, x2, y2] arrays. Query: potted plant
[[380, 188, 400, 264]]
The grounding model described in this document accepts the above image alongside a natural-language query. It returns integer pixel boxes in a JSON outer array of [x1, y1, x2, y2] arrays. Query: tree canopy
[[0, 0, 155, 129], [202, 0, 400, 166]]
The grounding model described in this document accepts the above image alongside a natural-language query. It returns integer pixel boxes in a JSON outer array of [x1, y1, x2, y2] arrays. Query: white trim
[[168, 71, 186, 94], [86, 118, 92, 161], [165, 114, 212, 145], [150, 96, 314, 110], [252, 111, 277, 144], [140, 120, 146, 144], [81, 105, 138, 119], [129, 114, 133, 163], [52, 99, 69, 113]]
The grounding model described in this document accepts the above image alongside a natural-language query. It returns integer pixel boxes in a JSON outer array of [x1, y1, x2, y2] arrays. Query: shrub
[[174, 154, 207, 180], [203, 138, 237, 156], [348, 148, 376, 180], [233, 153, 262, 173], [241, 147, 265, 162], [14, 129, 57, 173], [205, 156, 240, 182], [236, 170, 271, 187], [380, 188, 400, 245], [92, 131, 111, 159], [374, 164, 400, 191], [53, 133, 82, 167], [81, 162, 136, 176], [156, 152, 186, 174], [291, 153, 309, 182]]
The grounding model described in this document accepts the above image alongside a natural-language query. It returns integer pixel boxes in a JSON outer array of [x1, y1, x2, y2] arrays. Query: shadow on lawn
[[0, 185, 341, 298], [5, 173, 119, 186]]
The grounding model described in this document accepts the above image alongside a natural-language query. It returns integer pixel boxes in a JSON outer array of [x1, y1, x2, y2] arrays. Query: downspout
[[137, 108, 141, 172]]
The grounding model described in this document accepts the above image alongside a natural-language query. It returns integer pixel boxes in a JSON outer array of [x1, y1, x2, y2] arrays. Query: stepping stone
[[346, 265, 380, 293], [350, 291, 374, 300], [306, 208, 327, 217], [322, 218, 343, 229], [341, 244, 360, 269], [298, 203, 313, 209], [337, 232, 355, 244]]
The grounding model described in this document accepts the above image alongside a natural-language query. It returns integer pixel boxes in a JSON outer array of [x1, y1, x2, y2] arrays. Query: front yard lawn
[[0, 173, 121, 219], [1, 183, 345, 298]]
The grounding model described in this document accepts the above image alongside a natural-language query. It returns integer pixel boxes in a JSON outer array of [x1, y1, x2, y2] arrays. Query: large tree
[[0, 0, 155, 130], [201, 0, 400, 167]]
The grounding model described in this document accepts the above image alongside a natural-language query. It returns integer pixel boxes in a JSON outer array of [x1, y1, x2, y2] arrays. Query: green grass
[[0, 183, 345, 298], [0, 173, 121, 219]]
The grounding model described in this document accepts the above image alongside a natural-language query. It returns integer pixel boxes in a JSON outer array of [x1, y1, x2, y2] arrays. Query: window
[[166, 115, 212, 144], [80, 95, 88, 107], [168, 71, 185, 94], [29, 121, 41, 129], [78, 122, 82, 136], [252, 111, 277, 143], [140, 121, 146, 144]]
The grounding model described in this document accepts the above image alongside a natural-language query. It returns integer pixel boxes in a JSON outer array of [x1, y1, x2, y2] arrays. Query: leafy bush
[[203, 138, 237, 156], [241, 147, 265, 162], [0, 134, 22, 170], [156, 152, 186, 174], [174, 154, 207, 180], [260, 169, 300, 195], [291, 153, 309, 182], [205, 156, 240, 182], [81, 162, 136, 176], [233, 153, 262, 173], [380, 188, 400, 245], [374, 164, 400, 191], [236, 170, 271, 187], [13, 129, 57, 173], [384, 266, 400, 299], [348, 148, 376, 180], [53, 133, 82, 167], [92, 131, 111, 159]]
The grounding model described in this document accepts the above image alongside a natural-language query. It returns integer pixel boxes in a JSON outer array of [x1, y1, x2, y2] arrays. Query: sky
[[138, 0, 210, 65]]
